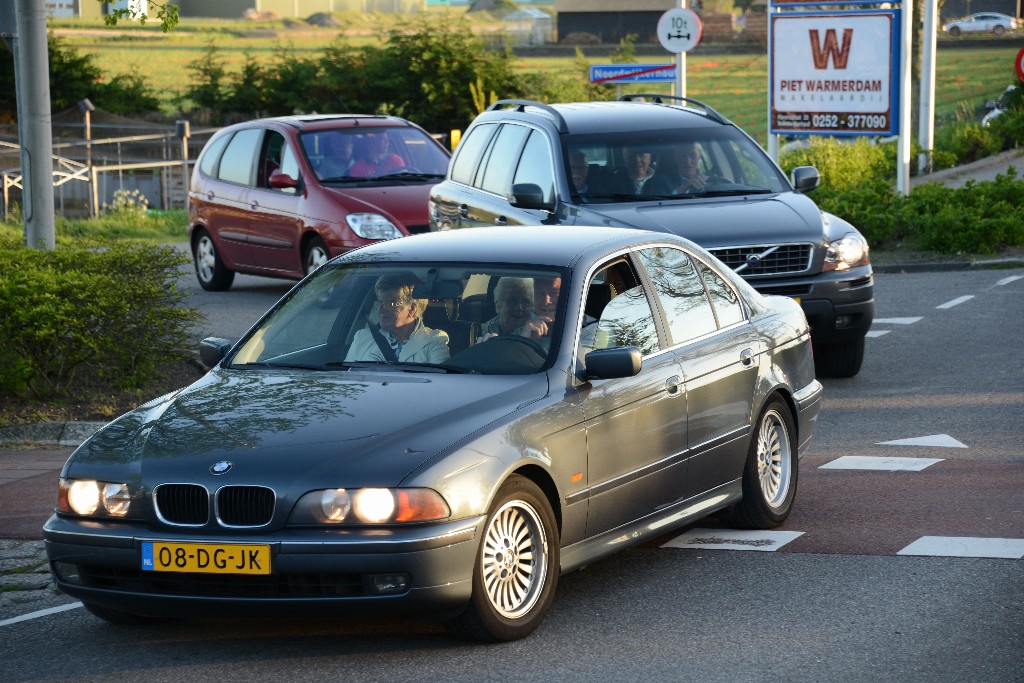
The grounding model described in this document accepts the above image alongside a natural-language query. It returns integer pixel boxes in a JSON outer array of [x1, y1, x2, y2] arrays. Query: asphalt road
[[2, 265, 1021, 682]]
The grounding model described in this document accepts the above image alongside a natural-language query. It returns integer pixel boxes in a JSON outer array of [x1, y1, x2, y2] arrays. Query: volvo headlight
[[291, 488, 450, 525], [58, 478, 132, 518], [346, 213, 402, 240], [824, 233, 869, 272]]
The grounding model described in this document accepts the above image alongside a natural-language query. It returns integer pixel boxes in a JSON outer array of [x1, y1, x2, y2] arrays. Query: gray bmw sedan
[[44, 225, 823, 642]]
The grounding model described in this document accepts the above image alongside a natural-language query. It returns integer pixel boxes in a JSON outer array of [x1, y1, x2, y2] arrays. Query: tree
[[94, 0, 179, 32]]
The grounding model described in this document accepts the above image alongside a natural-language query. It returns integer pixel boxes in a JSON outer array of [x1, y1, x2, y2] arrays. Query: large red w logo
[[809, 29, 853, 69]]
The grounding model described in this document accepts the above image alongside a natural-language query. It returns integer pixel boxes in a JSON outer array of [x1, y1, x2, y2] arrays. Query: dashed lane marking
[[661, 529, 804, 552], [995, 275, 1023, 286], [866, 330, 890, 338], [936, 295, 974, 309], [876, 434, 968, 448], [819, 455, 942, 471], [897, 536, 1024, 559], [0, 601, 82, 628], [873, 317, 924, 325]]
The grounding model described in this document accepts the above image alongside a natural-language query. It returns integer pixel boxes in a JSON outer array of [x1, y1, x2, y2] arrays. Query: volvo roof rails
[[617, 94, 728, 125], [486, 99, 569, 134]]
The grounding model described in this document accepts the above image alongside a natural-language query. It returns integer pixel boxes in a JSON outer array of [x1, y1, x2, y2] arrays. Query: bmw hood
[[576, 192, 823, 249], [67, 368, 546, 488]]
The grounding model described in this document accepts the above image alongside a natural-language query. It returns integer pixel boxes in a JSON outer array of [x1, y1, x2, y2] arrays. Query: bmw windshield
[[230, 261, 567, 376]]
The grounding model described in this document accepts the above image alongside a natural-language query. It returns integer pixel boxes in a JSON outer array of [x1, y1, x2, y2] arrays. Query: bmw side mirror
[[199, 337, 234, 369], [510, 183, 555, 212], [791, 166, 820, 194], [585, 346, 642, 380]]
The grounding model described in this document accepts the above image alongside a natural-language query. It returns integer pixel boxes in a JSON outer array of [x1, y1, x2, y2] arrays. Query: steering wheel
[[488, 334, 548, 357]]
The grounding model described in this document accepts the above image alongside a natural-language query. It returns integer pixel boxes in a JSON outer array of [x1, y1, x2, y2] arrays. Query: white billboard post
[[767, 1, 912, 194]]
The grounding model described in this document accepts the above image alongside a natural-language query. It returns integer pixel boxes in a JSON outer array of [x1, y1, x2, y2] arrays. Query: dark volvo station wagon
[[429, 96, 874, 377]]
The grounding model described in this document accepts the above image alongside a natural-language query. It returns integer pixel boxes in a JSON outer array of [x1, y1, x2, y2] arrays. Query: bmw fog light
[[368, 573, 409, 595], [52, 562, 83, 585]]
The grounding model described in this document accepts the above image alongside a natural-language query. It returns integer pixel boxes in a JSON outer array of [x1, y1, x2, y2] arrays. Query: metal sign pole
[[896, 0, 913, 195]]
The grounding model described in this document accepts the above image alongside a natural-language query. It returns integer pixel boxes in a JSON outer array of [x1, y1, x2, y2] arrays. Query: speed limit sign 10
[[657, 8, 702, 54]]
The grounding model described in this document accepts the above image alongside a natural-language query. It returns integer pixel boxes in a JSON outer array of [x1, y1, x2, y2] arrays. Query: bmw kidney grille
[[154, 484, 276, 527]]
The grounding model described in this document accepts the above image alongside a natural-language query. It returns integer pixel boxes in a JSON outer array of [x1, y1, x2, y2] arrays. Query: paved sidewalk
[[0, 445, 77, 623]]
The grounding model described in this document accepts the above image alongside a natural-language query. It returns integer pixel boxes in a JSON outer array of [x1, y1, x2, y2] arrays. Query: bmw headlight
[[58, 478, 133, 518], [824, 233, 869, 272], [346, 213, 402, 240], [291, 488, 450, 525]]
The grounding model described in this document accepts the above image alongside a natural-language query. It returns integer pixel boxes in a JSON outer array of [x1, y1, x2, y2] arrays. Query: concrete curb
[[909, 149, 1024, 189], [0, 421, 107, 448]]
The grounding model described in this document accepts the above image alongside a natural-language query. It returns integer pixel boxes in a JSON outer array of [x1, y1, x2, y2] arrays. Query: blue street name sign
[[589, 63, 677, 83]]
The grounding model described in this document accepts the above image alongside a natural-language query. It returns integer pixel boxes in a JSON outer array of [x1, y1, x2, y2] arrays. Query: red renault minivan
[[188, 114, 451, 290]]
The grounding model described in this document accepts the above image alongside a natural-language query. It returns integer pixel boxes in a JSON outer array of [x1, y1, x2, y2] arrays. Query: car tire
[[949, 26, 961, 37], [193, 229, 235, 291], [813, 337, 864, 378], [82, 601, 165, 625], [444, 475, 559, 642], [993, 25, 1005, 36], [303, 235, 329, 276], [728, 397, 798, 529]]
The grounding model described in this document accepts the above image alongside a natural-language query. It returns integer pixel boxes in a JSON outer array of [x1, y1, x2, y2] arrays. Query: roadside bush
[[934, 122, 1002, 164], [0, 33, 161, 121], [781, 137, 889, 192], [780, 139, 1024, 253], [0, 242, 202, 398], [899, 168, 1024, 253]]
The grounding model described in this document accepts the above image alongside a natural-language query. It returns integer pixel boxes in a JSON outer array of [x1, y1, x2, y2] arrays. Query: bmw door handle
[[494, 216, 508, 226], [665, 375, 682, 395], [250, 201, 259, 210], [740, 348, 754, 366], [458, 204, 469, 218]]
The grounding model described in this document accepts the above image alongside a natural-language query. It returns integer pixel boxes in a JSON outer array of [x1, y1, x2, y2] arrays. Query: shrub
[[0, 242, 202, 398], [934, 122, 1002, 164]]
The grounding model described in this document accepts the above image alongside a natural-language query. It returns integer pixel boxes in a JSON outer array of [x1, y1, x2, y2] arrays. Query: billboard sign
[[770, 11, 900, 136]]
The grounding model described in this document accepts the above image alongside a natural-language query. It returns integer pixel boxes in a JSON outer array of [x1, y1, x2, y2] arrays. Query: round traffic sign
[[657, 8, 702, 54], [1016, 46, 1024, 82]]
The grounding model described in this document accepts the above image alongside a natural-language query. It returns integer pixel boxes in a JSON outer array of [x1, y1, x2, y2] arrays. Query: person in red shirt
[[350, 132, 405, 177]]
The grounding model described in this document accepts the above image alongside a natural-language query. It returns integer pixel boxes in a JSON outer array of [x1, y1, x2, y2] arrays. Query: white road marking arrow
[[876, 434, 968, 448]]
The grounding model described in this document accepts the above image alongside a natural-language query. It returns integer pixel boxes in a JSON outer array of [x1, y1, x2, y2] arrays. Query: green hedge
[[0, 238, 202, 398], [781, 137, 1024, 254]]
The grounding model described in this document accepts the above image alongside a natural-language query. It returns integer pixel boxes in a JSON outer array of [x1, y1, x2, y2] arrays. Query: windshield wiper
[[325, 360, 476, 374], [230, 361, 339, 371], [700, 188, 775, 197], [372, 172, 446, 181], [319, 175, 362, 183]]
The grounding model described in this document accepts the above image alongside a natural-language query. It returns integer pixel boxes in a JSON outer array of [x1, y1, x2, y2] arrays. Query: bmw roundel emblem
[[211, 461, 233, 475]]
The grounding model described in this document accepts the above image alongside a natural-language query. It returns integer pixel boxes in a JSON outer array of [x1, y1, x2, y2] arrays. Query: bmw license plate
[[141, 541, 271, 575]]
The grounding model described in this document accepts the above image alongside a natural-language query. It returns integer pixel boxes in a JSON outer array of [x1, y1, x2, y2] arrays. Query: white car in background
[[942, 12, 1019, 36]]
